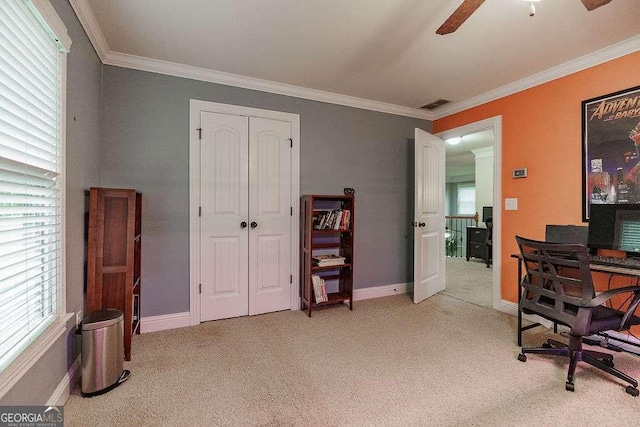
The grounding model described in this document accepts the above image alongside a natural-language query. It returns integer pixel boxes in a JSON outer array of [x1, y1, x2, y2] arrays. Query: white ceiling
[[79, 0, 640, 118]]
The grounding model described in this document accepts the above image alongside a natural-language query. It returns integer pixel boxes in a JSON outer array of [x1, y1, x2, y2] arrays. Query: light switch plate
[[505, 198, 518, 211]]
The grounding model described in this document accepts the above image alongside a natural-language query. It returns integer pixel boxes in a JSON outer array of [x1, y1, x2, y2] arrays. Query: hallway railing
[[445, 213, 479, 258]]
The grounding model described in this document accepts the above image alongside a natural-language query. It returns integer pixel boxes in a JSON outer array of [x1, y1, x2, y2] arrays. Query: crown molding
[[69, 0, 639, 122], [102, 51, 434, 120], [68, 0, 432, 120], [432, 35, 640, 119], [69, 0, 109, 62], [471, 146, 494, 159]]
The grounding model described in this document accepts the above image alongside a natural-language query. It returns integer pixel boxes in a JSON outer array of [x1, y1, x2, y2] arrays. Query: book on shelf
[[311, 274, 328, 303], [313, 254, 346, 267], [312, 209, 351, 230]]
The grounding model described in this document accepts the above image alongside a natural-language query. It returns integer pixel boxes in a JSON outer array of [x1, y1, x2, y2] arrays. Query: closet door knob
[[250, 221, 258, 229], [240, 221, 247, 229]]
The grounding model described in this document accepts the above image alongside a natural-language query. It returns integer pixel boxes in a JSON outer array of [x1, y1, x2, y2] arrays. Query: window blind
[[0, 0, 62, 372], [457, 185, 476, 215]]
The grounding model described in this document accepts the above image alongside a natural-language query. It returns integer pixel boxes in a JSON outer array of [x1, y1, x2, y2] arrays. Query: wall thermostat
[[513, 168, 528, 179]]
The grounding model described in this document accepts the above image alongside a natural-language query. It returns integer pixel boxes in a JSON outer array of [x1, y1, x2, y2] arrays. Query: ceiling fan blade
[[580, 0, 614, 11], [436, 0, 485, 35]]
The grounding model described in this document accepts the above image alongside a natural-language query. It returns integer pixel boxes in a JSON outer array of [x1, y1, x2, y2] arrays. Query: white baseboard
[[48, 355, 80, 406], [497, 299, 518, 316], [353, 282, 413, 301], [497, 298, 554, 328], [140, 312, 191, 333]]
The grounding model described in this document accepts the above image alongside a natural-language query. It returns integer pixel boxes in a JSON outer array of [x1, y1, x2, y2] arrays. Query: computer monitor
[[545, 225, 588, 245], [614, 210, 640, 253], [482, 206, 493, 223], [588, 203, 640, 256]]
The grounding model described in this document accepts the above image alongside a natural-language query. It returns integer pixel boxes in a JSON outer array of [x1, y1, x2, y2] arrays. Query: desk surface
[[588, 263, 640, 277]]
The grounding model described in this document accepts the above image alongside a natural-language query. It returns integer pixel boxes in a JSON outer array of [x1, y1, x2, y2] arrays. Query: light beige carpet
[[444, 256, 493, 308], [64, 294, 640, 426]]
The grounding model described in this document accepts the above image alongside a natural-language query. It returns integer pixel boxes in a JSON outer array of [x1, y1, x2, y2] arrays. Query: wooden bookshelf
[[86, 187, 141, 360], [300, 194, 354, 317]]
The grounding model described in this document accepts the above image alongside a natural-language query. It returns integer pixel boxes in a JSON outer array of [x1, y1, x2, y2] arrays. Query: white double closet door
[[200, 111, 292, 321]]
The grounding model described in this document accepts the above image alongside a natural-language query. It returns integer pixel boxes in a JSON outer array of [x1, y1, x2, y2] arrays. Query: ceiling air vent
[[420, 99, 451, 110]]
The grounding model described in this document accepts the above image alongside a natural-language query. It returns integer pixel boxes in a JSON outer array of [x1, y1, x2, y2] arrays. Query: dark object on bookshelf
[[86, 187, 141, 361], [343, 187, 355, 195], [301, 194, 354, 317], [515, 236, 640, 396]]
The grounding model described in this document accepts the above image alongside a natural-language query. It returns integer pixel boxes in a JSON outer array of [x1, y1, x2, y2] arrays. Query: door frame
[[435, 116, 502, 311], [188, 99, 301, 326]]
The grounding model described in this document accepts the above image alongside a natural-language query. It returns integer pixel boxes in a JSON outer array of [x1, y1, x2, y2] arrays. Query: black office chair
[[515, 235, 640, 396], [484, 217, 493, 268]]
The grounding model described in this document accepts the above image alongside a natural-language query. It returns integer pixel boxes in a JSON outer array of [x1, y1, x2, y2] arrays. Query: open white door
[[413, 128, 446, 304]]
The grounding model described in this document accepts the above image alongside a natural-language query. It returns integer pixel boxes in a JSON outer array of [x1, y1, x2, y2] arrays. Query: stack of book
[[313, 209, 351, 230], [311, 274, 328, 303], [313, 254, 346, 267]]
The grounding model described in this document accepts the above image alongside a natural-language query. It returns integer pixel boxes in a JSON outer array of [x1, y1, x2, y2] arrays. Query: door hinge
[[290, 206, 293, 216], [288, 138, 292, 148], [197, 128, 202, 140], [199, 283, 202, 294], [199, 207, 202, 217], [290, 275, 293, 284]]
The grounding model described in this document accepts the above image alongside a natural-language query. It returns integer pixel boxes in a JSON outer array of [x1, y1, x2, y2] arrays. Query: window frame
[[0, 0, 72, 399]]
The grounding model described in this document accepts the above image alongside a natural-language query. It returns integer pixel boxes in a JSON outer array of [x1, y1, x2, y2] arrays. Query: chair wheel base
[[517, 354, 527, 362], [626, 386, 639, 397], [601, 359, 614, 368], [566, 382, 575, 392]]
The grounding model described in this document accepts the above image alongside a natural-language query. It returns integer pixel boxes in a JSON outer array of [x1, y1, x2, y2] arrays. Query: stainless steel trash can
[[81, 308, 130, 396]]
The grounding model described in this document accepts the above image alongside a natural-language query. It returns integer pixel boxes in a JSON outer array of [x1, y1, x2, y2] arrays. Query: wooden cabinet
[[301, 195, 354, 317], [86, 188, 141, 361], [466, 226, 490, 266]]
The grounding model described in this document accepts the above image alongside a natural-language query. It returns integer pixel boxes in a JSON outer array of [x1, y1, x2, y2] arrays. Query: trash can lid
[[82, 308, 123, 331]]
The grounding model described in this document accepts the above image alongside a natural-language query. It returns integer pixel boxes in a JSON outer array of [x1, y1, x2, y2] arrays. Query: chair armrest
[[585, 285, 640, 330], [620, 289, 640, 330], [588, 286, 640, 307], [551, 286, 639, 308]]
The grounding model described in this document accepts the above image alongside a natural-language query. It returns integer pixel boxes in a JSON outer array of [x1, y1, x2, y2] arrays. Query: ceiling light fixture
[[523, 0, 542, 17], [446, 137, 462, 145]]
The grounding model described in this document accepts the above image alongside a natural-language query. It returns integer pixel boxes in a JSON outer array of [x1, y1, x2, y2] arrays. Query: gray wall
[[101, 66, 432, 317], [0, 0, 102, 405], [2, 0, 432, 404]]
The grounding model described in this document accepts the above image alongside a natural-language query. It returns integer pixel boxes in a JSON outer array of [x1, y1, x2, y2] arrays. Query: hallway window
[[457, 184, 476, 215]]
